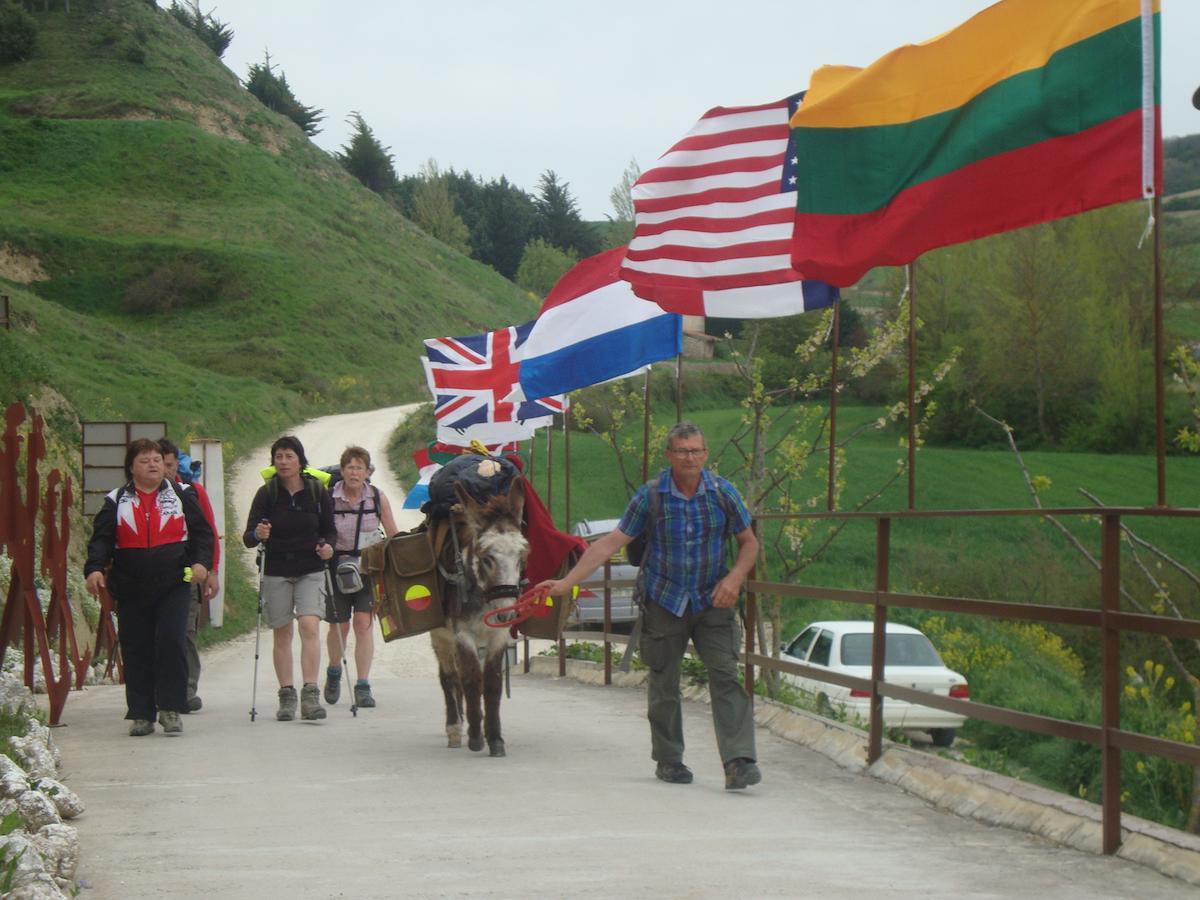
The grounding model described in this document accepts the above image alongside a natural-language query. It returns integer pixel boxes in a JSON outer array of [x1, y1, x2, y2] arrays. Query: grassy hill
[[0, 0, 535, 454]]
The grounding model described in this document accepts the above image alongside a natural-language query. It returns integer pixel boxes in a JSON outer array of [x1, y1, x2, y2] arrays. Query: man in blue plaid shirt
[[536, 422, 761, 790]]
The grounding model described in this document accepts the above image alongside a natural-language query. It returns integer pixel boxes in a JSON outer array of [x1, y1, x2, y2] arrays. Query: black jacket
[[85, 480, 215, 589], [242, 475, 336, 577]]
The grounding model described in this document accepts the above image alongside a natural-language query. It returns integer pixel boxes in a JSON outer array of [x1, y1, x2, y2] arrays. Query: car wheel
[[929, 728, 956, 748]]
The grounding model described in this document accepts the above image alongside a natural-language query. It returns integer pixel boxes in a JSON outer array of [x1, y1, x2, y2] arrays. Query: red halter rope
[[482, 585, 557, 629]]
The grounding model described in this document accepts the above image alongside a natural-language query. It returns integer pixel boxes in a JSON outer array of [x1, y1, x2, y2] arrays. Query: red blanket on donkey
[[509, 459, 586, 586]]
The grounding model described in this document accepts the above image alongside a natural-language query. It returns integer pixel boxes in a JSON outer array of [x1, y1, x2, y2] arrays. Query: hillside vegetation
[[0, 0, 535, 453]]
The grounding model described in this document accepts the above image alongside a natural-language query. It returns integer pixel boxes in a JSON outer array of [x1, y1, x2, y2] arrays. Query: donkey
[[429, 478, 528, 757]]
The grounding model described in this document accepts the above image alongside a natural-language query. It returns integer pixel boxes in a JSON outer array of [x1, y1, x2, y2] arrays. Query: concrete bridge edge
[[524, 656, 1200, 888]]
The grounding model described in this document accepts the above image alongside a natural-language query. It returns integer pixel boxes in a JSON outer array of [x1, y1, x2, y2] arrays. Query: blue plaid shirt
[[617, 468, 752, 618]]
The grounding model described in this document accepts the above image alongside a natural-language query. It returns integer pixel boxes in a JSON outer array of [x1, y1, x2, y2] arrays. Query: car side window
[[809, 630, 834, 666], [786, 627, 818, 660]]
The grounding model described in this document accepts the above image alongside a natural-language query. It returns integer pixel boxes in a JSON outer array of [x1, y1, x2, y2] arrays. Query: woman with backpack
[[243, 435, 336, 722], [323, 446, 399, 708], [85, 438, 214, 737]]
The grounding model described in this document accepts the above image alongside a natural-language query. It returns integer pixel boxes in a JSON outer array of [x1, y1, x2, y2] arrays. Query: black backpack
[[625, 473, 740, 567], [423, 454, 519, 520]]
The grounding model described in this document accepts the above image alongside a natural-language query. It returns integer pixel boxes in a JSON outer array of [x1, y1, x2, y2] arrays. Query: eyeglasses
[[669, 448, 707, 458]]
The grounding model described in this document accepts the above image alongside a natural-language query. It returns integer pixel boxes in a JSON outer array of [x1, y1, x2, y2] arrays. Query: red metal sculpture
[[0, 401, 89, 724]]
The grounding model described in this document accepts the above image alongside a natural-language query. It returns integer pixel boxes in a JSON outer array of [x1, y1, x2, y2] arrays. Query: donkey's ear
[[507, 476, 525, 524], [453, 482, 474, 512]]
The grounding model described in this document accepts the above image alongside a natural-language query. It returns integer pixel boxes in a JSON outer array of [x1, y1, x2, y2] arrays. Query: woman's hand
[[202, 572, 220, 600], [190, 564, 209, 585], [254, 520, 271, 542], [85, 571, 106, 597], [316, 541, 333, 561]]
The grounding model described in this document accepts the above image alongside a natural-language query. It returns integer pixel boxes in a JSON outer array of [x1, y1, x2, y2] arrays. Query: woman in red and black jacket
[[85, 438, 215, 737]]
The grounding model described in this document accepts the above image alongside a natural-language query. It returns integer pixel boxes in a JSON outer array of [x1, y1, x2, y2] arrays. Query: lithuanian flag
[[790, 0, 1161, 287]]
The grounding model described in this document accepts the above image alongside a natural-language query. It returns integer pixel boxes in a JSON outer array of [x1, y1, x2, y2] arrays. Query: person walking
[[242, 436, 336, 722], [323, 446, 399, 709], [535, 422, 762, 789], [85, 438, 214, 736], [158, 438, 219, 713]]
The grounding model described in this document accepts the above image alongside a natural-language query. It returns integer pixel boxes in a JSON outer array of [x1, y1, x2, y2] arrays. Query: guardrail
[[575, 507, 1200, 856]]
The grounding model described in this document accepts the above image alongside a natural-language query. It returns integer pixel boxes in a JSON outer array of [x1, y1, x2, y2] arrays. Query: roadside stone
[[0, 672, 37, 714], [9, 730, 59, 779], [32, 823, 79, 881], [0, 769, 29, 799], [33, 778, 83, 819], [0, 831, 47, 884], [6, 872, 68, 899], [17, 790, 60, 831]]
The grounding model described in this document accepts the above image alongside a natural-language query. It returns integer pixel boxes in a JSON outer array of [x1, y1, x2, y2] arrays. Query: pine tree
[[535, 170, 601, 258], [336, 112, 396, 195], [245, 52, 323, 136]]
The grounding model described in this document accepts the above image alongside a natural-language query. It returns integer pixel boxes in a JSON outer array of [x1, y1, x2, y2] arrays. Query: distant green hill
[[0, 0, 535, 452], [1165, 134, 1200, 196]]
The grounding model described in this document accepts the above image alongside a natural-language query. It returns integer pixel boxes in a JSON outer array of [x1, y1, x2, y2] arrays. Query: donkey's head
[[454, 478, 529, 604]]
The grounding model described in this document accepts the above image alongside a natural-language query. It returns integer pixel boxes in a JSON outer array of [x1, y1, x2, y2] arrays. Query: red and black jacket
[[85, 479, 215, 589]]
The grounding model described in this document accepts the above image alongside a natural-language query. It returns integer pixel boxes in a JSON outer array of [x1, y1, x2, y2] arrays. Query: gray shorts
[[262, 572, 327, 629]]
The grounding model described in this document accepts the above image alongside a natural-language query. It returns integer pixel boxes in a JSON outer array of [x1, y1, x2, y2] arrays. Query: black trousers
[[114, 579, 192, 720]]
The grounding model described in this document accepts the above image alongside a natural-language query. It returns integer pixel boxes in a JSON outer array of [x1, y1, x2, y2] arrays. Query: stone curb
[[525, 655, 1200, 888]]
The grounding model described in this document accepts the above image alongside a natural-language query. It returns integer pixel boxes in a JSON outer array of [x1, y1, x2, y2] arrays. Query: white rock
[[32, 823, 78, 881], [6, 872, 68, 899], [0, 672, 37, 714], [32, 779, 83, 819], [0, 770, 29, 799], [0, 753, 28, 780], [0, 832, 47, 883], [8, 735, 58, 779], [17, 790, 60, 831], [0, 796, 18, 818]]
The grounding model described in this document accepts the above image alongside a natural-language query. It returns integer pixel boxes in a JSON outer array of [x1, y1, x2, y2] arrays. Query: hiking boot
[[128, 719, 154, 737], [300, 683, 326, 720], [158, 711, 183, 735], [276, 685, 298, 721], [723, 757, 762, 790], [353, 682, 375, 708], [323, 666, 342, 705], [655, 761, 694, 784], [186, 695, 202, 713]]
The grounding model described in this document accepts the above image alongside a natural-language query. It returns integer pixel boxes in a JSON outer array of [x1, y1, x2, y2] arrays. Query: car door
[[805, 629, 838, 701], [780, 626, 819, 692]]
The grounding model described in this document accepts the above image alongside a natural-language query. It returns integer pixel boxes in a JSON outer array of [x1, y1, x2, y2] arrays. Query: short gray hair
[[666, 421, 705, 450]]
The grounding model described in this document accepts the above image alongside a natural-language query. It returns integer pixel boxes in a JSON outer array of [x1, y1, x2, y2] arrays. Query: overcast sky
[[217, 1, 1199, 220]]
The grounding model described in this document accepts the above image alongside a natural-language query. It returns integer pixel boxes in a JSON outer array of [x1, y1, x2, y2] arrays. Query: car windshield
[[840, 633, 943, 667]]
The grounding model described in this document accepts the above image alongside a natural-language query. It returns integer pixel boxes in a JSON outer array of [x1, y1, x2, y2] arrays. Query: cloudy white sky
[[217, 1, 1199, 220]]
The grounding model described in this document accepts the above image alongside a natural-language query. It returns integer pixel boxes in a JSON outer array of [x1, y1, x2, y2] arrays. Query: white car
[[779, 621, 969, 747], [568, 519, 638, 629]]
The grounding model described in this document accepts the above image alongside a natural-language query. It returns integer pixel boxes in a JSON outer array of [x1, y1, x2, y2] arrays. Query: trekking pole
[[250, 532, 267, 722], [324, 566, 358, 717]]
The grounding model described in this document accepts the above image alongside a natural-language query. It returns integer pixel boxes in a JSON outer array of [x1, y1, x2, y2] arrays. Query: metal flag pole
[[906, 261, 917, 510], [675, 352, 683, 423], [1153, 193, 1166, 507], [564, 406, 572, 529], [641, 368, 652, 484], [828, 300, 841, 512], [546, 417, 554, 526]]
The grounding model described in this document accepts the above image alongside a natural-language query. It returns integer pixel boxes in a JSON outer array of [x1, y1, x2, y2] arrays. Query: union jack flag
[[422, 322, 566, 444]]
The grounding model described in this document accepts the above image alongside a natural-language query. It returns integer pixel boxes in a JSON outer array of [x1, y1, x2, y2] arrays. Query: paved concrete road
[[55, 637, 1193, 899], [54, 407, 1194, 898]]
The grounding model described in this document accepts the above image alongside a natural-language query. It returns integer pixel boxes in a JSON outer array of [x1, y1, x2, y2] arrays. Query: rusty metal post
[[1153, 194, 1166, 507], [546, 417, 554, 525], [603, 559, 612, 685], [0, 294, 9, 331], [906, 263, 917, 510], [868, 517, 891, 765], [828, 301, 841, 512], [744, 553, 757, 703], [558, 634, 566, 677], [564, 409, 571, 529], [642, 368, 652, 483], [1101, 513, 1123, 854], [523, 636, 530, 674], [675, 352, 683, 423]]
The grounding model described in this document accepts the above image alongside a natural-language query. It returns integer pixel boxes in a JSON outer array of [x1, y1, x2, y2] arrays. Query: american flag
[[619, 92, 838, 318], [422, 323, 565, 444]]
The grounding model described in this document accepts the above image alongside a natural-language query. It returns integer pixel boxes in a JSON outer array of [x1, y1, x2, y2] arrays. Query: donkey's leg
[[431, 630, 462, 748], [455, 638, 485, 752], [483, 650, 505, 757]]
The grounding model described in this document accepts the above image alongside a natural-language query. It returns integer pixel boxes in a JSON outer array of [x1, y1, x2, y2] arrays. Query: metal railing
[[577, 506, 1200, 856]]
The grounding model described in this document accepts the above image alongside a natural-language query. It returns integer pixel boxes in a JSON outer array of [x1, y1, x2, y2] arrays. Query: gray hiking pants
[[639, 601, 756, 766]]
